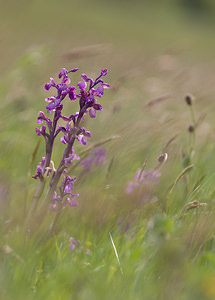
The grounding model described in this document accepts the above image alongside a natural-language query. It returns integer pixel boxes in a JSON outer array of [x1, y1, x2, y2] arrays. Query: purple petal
[[93, 104, 103, 111], [37, 111, 46, 123], [81, 73, 91, 82], [83, 130, 91, 137], [69, 237, 78, 244], [89, 108, 96, 118], [126, 181, 139, 194], [46, 102, 56, 112], [101, 69, 108, 76], [45, 96, 56, 103], [38, 111, 52, 125], [80, 157, 94, 172], [68, 243, 75, 251], [41, 125, 46, 135], [58, 68, 68, 79], [57, 84, 68, 91], [60, 136, 69, 144], [77, 81, 87, 90], [50, 78, 55, 85], [70, 68, 79, 73], [134, 169, 142, 181], [68, 197, 79, 207], [96, 86, 104, 96], [62, 77, 71, 85], [101, 82, 110, 89], [77, 135, 87, 145], [68, 86, 77, 100], [44, 83, 51, 90], [57, 125, 65, 132], [36, 128, 41, 136], [55, 98, 61, 106]]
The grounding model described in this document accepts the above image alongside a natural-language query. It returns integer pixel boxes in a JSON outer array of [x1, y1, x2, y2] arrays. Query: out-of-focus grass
[[1, 1, 215, 299]]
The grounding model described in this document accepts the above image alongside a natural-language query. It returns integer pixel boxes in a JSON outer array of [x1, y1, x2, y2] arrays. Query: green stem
[[35, 112, 83, 227], [26, 112, 58, 225]]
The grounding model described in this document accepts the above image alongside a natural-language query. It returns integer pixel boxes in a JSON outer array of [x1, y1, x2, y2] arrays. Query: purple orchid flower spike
[[27, 67, 110, 235]]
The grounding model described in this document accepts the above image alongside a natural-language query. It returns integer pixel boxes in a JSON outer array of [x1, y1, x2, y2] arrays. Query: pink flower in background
[[126, 168, 161, 194], [68, 237, 80, 251]]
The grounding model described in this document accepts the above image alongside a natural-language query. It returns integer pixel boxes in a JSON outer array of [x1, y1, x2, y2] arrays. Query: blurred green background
[[1, 1, 215, 299]]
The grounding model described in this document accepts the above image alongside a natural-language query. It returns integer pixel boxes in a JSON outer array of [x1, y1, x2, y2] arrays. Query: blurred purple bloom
[[125, 222, 131, 232], [94, 147, 107, 164], [67, 194, 79, 207], [136, 169, 161, 185], [68, 237, 80, 251], [126, 168, 161, 194], [85, 249, 90, 255], [63, 176, 77, 194], [64, 148, 80, 167], [126, 181, 139, 194], [80, 147, 106, 172]]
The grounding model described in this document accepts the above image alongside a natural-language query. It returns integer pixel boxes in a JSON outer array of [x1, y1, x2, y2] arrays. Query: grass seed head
[[185, 93, 194, 106]]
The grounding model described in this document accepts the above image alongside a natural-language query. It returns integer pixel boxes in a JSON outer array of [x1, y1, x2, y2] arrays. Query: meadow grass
[[1, 1, 215, 299]]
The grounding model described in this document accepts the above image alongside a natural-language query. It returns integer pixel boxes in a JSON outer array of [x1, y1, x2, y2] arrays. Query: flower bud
[[185, 93, 194, 106], [157, 153, 168, 164], [188, 124, 195, 133]]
